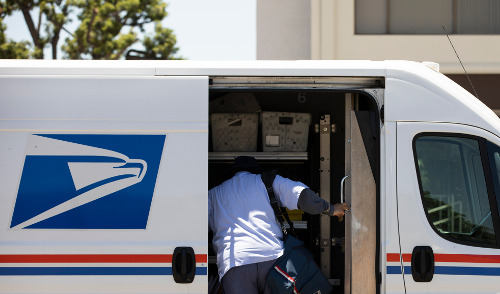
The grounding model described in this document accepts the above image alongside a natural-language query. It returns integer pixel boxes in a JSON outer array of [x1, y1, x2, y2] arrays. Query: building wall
[[256, 0, 311, 60], [311, 0, 500, 74], [447, 74, 500, 112], [257, 0, 500, 111]]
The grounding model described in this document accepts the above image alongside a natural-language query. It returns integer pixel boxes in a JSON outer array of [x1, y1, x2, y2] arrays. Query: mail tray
[[211, 113, 258, 152], [261, 112, 311, 152]]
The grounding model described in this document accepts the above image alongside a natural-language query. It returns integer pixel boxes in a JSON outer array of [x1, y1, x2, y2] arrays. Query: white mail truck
[[1, 60, 499, 294]]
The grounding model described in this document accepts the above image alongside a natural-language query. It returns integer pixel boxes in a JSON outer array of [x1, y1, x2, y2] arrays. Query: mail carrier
[[1, 60, 500, 294]]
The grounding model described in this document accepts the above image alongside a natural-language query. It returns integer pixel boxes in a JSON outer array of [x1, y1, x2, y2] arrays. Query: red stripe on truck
[[387, 253, 500, 264], [0, 254, 207, 263]]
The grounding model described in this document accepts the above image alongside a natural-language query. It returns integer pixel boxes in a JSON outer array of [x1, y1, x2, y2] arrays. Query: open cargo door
[[344, 93, 378, 294]]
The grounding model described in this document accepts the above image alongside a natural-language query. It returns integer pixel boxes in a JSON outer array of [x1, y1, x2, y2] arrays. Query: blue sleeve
[[297, 188, 331, 215]]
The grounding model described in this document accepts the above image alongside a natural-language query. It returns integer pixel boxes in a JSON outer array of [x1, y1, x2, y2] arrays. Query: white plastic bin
[[211, 113, 258, 152], [261, 112, 311, 152]]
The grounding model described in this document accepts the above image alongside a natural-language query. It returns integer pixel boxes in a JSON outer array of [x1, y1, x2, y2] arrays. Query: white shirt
[[208, 171, 307, 279]]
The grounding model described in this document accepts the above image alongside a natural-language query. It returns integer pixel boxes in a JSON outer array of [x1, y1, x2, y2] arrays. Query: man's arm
[[297, 188, 349, 218]]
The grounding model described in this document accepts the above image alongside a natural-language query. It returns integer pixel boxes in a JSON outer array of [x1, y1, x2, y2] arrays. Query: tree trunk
[[51, 34, 59, 59], [19, 4, 44, 59]]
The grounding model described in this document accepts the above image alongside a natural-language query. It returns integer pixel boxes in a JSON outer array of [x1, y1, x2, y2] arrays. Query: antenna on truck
[[442, 26, 480, 99]]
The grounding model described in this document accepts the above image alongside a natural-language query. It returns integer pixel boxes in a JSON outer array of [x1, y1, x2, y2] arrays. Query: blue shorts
[[222, 259, 277, 294]]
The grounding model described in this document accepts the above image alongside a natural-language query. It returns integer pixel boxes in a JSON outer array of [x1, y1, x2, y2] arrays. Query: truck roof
[[1, 59, 499, 137], [0, 59, 387, 76]]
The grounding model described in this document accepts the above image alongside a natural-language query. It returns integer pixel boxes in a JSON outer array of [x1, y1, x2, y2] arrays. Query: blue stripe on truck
[[387, 266, 500, 276]]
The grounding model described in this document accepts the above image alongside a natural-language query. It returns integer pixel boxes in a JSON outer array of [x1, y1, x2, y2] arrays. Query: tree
[[0, 1, 31, 58], [0, 18, 31, 58], [62, 0, 176, 60], [4, 0, 71, 59], [1, 0, 181, 59], [140, 21, 181, 60], [45, 0, 71, 59]]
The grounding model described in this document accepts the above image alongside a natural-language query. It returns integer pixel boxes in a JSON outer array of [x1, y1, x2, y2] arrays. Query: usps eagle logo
[[10, 134, 166, 229]]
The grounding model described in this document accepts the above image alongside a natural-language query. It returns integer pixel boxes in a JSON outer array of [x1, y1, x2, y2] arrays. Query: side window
[[414, 135, 496, 247]]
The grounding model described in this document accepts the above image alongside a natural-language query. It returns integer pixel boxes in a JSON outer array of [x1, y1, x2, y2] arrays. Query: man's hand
[[332, 202, 349, 221]]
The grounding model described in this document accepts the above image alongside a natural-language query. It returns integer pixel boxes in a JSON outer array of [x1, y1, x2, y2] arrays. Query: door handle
[[172, 247, 196, 283], [340, 174, 350, 204], [411, 246, 434, 282]]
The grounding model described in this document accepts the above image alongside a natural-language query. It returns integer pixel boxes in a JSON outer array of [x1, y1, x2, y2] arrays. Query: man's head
[[227, 156, 262, 177]]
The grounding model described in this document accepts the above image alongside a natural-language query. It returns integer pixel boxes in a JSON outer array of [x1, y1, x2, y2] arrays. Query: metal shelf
[[283, 221, 307, 230], [209, 152, 308, 161]]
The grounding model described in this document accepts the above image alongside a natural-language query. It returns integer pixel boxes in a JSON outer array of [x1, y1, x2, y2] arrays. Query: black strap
[[261, 170, 297, 238]]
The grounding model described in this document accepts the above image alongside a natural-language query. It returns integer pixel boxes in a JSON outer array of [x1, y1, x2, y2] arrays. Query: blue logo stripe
[[0, 267, 207, 276], [387, 266, 500, 276]]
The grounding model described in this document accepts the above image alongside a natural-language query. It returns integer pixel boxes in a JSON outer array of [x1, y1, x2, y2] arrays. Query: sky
[[3, 0, 257, 60]]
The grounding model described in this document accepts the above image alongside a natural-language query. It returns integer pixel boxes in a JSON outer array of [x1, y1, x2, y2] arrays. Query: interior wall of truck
[[207, 85, 380, 294]]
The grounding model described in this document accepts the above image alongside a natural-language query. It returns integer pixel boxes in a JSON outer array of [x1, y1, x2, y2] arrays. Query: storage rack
[[208, 152, 308, 161]]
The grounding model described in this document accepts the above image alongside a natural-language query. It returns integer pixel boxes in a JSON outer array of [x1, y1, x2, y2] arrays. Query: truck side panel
[[0, 76, 209, 293]]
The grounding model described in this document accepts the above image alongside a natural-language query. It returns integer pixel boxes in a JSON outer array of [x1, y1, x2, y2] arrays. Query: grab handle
[[340, 174, 350, 204]]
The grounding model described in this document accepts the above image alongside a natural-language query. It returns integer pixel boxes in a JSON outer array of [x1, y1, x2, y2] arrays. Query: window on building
[[356, 0, 500, 34], [414, 135, 497, 247]]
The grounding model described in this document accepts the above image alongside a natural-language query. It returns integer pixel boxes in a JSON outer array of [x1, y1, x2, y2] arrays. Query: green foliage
[[0, 0, 182, 59], [142, 21, 181, 60], [0, 2, 31, 58], [62, 0, 174, 59], [42, 0, 72, 59], [2, 0, 72, 59]]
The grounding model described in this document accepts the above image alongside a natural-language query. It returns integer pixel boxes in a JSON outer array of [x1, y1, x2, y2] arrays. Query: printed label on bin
[[10, 134, 165, 229], [265, 135, 280, 147]]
